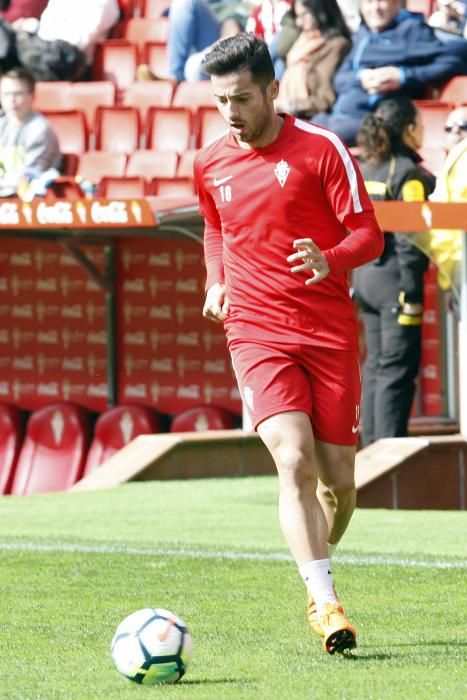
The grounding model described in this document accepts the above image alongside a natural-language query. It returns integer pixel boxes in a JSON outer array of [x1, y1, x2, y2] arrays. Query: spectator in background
[[336, 0, 360, 33], [0, 0, 48, 23], [312, 0, 467, 146], [423, 106, 467, 305], [246, 0, 291, 76], [166, 0, 230, 83], [246, 0, 291, 44], [2, 0, 120, 80], [165, 0, 292, 83], [275, 0, 351, 119], [183, 14, 243, 81], [274, 0, 360, 73], [352, 97, 435, 445], [0, 67, 61, 197], [429, 0, 467, 43], [138, 2, 244, 82]]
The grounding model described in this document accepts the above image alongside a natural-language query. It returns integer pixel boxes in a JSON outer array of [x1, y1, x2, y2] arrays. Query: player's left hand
[[287, 238, 330, 286]]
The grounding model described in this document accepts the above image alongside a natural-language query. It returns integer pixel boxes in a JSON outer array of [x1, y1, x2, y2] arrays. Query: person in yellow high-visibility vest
[[353, 97, 435, 445], [427, 106, 467, 305]]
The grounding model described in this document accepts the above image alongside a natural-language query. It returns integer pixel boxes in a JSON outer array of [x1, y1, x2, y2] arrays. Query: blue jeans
[[168, 0, 221, 82]]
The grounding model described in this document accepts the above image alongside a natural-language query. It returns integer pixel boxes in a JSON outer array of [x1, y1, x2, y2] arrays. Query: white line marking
[[0, 541, 464, 570]]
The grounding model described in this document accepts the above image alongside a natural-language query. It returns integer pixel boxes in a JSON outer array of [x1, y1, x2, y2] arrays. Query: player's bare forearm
[[287, 238, 330, 286]]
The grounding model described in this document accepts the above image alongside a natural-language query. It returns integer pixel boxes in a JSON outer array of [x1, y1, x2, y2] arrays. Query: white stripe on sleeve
[[293, 118, 363, 214]]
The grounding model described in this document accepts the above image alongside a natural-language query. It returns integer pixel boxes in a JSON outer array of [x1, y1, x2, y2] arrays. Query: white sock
[[328, 542, 337, 559], [299, 558, 338, 614]]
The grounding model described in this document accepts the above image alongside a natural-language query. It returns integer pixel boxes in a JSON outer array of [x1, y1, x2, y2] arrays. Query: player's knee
[[276, 446, 316, 488], [329, 479, 356, 502]]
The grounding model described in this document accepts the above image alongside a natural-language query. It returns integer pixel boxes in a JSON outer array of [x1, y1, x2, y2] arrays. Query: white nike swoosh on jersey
[[213, 175, 233, 186], [351, 425, 359, 434]]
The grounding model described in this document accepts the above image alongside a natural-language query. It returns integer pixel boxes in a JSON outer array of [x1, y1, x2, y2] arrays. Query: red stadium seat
[[95, 106, 141, 153], [61, 153, 79, 176], [34, 81, 73, 113], [119, 0, 143, 19], [83, 404, 162, 476], [10, 403, 91, 495], [405, 0, 433, 16], [124, 17, 169, 49], [143, 0, 171, 17], [123, 80, 174, 118], [69, 81, 116, 132], [45, 110, 89, 154], [46, 177, 85, 200], [146, 107, 192, 152], [99, 175, 147, 197], [0, 404, 25, 495], [439, 77, 467, 106], [78, 151, 127, 185], [170, 404, 238, 432], [194, 106, 227, 148], [144, 41, 169, 78], [415, 101, 454, 151], [93, 40, 138, 93], [176, 149, 198, 178], [151, 176, 195, 196], [172, 80, 216, 113], [126, 149, 178, 178]]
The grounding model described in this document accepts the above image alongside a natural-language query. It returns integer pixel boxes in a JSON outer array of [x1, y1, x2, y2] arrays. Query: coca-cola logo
[[0, 202, 19, 225], [37, 201, 73, 225], [91, 201, 128, 224]]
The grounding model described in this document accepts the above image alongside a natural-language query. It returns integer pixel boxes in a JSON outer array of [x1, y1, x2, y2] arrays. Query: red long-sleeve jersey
[[194, 114, 384, 350]]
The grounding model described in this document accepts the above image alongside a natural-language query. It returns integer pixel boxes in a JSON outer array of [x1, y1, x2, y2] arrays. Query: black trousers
[[353, 262, 422, 446]]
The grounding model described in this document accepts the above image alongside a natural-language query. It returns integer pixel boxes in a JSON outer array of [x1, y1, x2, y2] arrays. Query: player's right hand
[[203, 283, 229, 323]]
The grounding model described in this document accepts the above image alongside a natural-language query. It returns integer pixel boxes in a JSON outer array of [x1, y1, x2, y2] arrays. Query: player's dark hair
[[290, 0, 351, 40], [202, 32, 275, 89], [357, 97, 418, 163], [0, 67, 36, 93]]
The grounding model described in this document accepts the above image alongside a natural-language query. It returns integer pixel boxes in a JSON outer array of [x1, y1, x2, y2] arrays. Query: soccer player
[[193, 32, 384, 654]]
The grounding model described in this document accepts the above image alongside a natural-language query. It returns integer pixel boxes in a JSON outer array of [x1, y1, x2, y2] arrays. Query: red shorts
[[229, 340, 361, 445]]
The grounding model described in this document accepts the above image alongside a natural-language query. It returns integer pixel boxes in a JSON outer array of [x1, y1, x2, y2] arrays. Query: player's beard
[[232, 96, 271, 146]]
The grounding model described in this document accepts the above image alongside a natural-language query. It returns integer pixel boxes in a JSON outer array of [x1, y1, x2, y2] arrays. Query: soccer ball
[[111, 608, 193, 684]]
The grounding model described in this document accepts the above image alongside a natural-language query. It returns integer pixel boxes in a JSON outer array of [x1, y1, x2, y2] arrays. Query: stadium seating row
[[119, 0, 171, 21], [35, 76, 467, 127], [93, 39, 168, 93], [44, 105, 224, 157], [119, 2, 437, 22], [34, 80, 217, 125], [43, 96, 464, 173], [47, 100, 459, 185], [60, 147, 197, 186], [0, 402, 238, 496]]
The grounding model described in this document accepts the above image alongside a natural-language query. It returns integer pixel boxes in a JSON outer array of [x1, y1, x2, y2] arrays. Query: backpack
[[15, 30, 87, 81], [0, 18, 18, 72]]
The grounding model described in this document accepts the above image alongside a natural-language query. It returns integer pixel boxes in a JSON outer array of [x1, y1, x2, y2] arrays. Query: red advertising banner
[[420, 265, 443, 416], [0, 198, 155, 229], [116, 237, 241, 415], [0, 239, 108, 411]]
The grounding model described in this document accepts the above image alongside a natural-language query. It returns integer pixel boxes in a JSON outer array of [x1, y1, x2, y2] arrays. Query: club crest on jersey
[[274, 159, 290, 188]]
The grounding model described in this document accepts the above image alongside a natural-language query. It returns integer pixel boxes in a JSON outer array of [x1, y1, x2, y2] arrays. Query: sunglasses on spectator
[[444, 122, 467, 133]]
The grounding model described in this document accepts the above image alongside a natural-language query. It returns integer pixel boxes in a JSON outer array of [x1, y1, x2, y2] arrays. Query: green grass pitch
[[0, 476, 465, 699]]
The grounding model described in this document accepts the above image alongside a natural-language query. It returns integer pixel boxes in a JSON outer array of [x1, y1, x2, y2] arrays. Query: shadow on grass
[[180, 678, 253, 687], [338, 638, 467, 662], [369, 641, 467, 649], [339, 652, 393, 661]]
